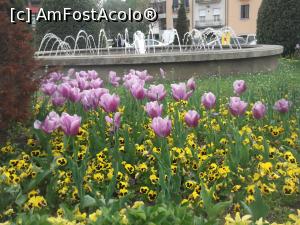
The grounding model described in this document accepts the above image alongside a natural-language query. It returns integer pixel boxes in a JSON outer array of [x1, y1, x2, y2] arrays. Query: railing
[[195, 20, 224, 28], [195, 0, 221, 3]]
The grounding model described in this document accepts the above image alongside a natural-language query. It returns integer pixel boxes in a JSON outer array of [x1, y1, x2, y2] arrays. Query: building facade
[[226, 0, 262, 36], [151, 0, 193, 37], [152, 0, 262, 38], [193, 0, 226, 29]]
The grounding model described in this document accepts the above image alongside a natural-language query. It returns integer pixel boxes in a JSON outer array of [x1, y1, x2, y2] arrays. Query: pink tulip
[[80, 88, 108, 111], [41, 82, 57, 96], [51, 91, 66, 107], [105, 112, 121, 130], [76, 76, 89, 90], [78, 71, 90, 79], [274, 99, 290, 113], [130, 82, 146, 100], [147, 84, 167, 101], [151, 116, 172, 137], [171, 83, 193, 101], [87, 70, 99, 80], [100, 93, 120, 113], [233, 80, 247, 95], [89, 78, 103, 89], [60, 112, 82, 136], [34, 111, 60, 134], [68, 87, 81, 102], [57, 82, 71, 98], [136, 70, 153, 81], [229, 97, 248, 117], [160, 68, 166, 79], [145, 101, 163, 118], [184, 110, 200, 127], [68, 79, 79, 88], [201, 92, 216, 110], [252, 101, 266, 119], [123, 76, 144, 90], [67, 68, 76, 77], [48, 72, 62, 82], [187, 77, 196, 91], [109, 71, 121, 87]]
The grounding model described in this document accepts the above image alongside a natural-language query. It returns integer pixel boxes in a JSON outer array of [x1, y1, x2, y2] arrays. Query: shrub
[[257, 0, 300, 56], [0, 0, 38, 130]]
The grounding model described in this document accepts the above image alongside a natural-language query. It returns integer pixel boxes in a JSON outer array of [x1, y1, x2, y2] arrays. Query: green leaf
[[249, 189, 270, 220], [15, 193, 27, 207], [82, 195, 97, 208], [24, 169, 51, 193]]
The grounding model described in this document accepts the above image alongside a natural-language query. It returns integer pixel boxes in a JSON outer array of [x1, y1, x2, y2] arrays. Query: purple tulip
[[184, 110, 200, 127], [41, 82, 57, 96], [109, 71, 121, 87], [78, 71, 89, 79], [187, 77, 196, 91], [151, 116, 172, 137], [60, 112, 82, 136], [76, 76, 89, 90], [124, 76, 144, 90], [67, 68, 76, 77], [252, 101, 266, 119], [130, 82, 146, 100], [89, 78, 103, 89], [147, 84, 167, 101], [51, 91, 66, 107], [233, 80, 247, 95], [229, 97, 248, 117], [105, 112, 121, 130], [274, 99, 290, 113], [145, 101, 163, 118], [100, 93, 120, 113], [68, 87, 81, 103], [80, 88, 108, 111], [87, 70, 99, 80], [136, 70, 153, 81], [160, 68, 166, 79], [171, 83, 193, 101], [68, 79, 79, 88], [57, 82, 71, 98], [201, 92, 216, 110], [48, 72, 62, 82], [34, 111, 60, 134]]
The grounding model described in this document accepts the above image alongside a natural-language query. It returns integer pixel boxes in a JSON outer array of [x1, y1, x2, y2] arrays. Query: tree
[[0, 0, 38, 130], [103, 0, 150, 40], [257, 0, 300, 56], [36, 0, 101, 49], [175, 1, 189, 45]]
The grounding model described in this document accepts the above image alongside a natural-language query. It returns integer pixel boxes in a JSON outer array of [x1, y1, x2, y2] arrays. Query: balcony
[[195, 0, 221, 4], [195, 19, 224, 28]]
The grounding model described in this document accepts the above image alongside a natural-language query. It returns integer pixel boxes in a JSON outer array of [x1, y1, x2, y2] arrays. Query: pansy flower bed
[[0, 68, 299, 225]]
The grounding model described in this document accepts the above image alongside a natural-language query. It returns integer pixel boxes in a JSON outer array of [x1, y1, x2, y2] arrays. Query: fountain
[[35, 27, 283, 80]]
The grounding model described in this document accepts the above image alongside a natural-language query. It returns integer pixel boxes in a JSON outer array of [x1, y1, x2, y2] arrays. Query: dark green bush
[[257, 0, 300, 56], [36, 0, 101, 49]]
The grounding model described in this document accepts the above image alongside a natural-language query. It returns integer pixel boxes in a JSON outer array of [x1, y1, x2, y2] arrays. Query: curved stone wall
[[36, 45, 283, 80]]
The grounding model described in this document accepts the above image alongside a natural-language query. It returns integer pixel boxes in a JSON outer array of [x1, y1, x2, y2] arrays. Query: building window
[[199, 9, 206, 22], [241, 4, 250, 19], [173, 0, 189, 11], [213, 8, 220, 22]]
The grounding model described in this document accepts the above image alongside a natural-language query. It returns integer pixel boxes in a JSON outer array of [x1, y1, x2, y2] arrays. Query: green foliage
[[257, 0, 300, 56], [36, 0, 101, 48], [175, 1, 189, 45]]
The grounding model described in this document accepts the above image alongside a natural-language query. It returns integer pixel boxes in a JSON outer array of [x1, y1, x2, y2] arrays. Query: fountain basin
[[36, 45, 283, 80]]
